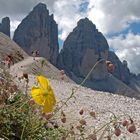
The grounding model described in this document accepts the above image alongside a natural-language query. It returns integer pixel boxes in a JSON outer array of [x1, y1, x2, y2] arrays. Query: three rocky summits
[[0, 3, 140, 97]]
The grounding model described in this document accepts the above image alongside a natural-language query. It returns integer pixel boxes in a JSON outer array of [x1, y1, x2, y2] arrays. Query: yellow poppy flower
[[31, 75, 56, 113]]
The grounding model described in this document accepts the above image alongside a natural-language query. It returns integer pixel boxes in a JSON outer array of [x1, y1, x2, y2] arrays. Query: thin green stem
[[53, 59, 105, 117], [1, 135, 10, 140], [79, 59, 105, 87], [95, 119, 116, 134], [20, 121, 27, 140], [98, 126, 108, 140]]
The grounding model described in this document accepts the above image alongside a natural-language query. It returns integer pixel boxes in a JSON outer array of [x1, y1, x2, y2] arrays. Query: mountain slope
[[9, 55, 140, 99], [10, 56, 74, 83], [8, 58, 140, 139], [0, 32, 28, 67]]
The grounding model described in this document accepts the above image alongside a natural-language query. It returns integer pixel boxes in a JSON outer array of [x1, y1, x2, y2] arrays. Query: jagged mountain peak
[[33, 2, 47, 9], [77, 17, 96, 30], [32, 3, 49, 15], [1, 17, 10, 24], [13, 3, 59, 65], [0, 17, 10, 37], [69, 17, 109, 51]]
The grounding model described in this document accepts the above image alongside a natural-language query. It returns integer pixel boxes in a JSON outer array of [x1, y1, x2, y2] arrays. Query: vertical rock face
[[0, 17, 10, 37], [108, 51, 140, 93], [58, 18, 109, 80], [108, 51, 131, 84], [13, 3, 59, 65]]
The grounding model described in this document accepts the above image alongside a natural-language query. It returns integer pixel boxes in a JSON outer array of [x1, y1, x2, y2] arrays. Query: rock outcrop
[[107, 52, 140, 94], [13, 3, 59, 65], [107, 51, 131, 84], [0, 17, 10, 37], [129, 75, 140, 93], [58, 18, 109, 80]]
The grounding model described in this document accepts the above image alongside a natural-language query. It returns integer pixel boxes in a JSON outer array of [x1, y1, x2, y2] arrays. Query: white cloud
[[10, 20, 21, 38], [87, 0, 106, 33], [10, 20, 20, 32], [87, 0, 140, 34], [108, 33, 140, 74], [53, 0, 88, 40]]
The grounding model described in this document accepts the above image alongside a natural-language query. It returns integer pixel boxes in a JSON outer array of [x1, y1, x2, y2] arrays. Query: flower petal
[[48, 86, 57, 105], [43, 98, 53, 113], [37, 75, 49, 90], [31, 86, 45, 105]]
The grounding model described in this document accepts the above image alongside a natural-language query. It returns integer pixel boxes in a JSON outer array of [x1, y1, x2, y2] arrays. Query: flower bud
[[127, 124, 136, 133], [79, 119, 86, 125], [79, 109, 84, 115], [114, 128, 121, 137]]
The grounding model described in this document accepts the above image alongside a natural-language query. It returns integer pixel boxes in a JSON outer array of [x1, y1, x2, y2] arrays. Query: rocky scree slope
[[0, 32, 28, 67], [8, 57, 140, 139]]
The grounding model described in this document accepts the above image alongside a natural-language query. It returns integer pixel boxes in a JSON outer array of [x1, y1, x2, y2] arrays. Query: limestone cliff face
[[107, 51, 140, 93], [108, 51, 131, 84], [58, 18, 109, 80], [13, 3, 59, 65], [0, 17, 10, 37]]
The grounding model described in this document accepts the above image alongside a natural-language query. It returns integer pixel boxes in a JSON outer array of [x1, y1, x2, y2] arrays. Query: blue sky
[[0, 0, 140, 74], [106, 22, 140, 38]]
